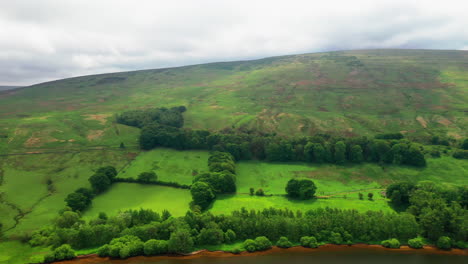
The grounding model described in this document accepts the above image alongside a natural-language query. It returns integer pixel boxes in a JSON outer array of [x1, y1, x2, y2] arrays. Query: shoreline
[[52, 244, 468, 263]]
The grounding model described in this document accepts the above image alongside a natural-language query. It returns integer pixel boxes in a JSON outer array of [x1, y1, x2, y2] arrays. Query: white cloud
[[0, 0, 467, 85]]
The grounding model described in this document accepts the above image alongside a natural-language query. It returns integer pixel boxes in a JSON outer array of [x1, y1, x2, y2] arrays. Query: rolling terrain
[[0, 50, 467, 263]]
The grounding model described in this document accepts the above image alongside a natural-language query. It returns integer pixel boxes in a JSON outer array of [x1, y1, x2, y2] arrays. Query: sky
[[1, 0, 467, 86]]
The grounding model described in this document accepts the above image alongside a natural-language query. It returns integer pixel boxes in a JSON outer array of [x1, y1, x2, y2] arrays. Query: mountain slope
[[0, 49, 467, 153]]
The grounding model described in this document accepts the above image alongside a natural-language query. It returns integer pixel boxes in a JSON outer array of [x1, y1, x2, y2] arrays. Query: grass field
[[0, 241, 47, 264], [118, 148, 210, 184], [82, 183, 192, 219], [0, 150, 134, 236], [210, 194, 393, 214]]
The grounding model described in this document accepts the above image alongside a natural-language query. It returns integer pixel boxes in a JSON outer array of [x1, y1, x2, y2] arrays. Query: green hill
[[0, 49, 467, 248], [0, 49, 467, 155]]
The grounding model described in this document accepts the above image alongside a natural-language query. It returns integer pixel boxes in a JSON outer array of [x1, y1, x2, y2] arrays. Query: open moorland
[[0, 50, 467, 263]]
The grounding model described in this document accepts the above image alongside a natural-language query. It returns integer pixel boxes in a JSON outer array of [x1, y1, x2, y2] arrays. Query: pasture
[[82, 183, 192, 219], [118, 148, 210, 184]]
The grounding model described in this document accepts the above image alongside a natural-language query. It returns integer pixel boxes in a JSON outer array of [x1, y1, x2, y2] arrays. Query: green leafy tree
[[349, 145, 364, 163], [224, 229, 237, 244], [96, 166, 118, 181], [249, 187, 254, 196], [358, 193, 363, 200], [143, 239, 168, 255], [65, 192, 91, 212], [286, 179, 316, 199], [334, 141, 346, 164], [138, 172, 157, 183], [368, 192, 374, 200], [255, 188, 265, 196], [190, 182, 215, 210], [168, 230, 194, 253], [89, 173, 112, 193]]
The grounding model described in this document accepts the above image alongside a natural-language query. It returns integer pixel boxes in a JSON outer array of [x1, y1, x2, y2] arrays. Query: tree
[[224, 229, 237, 244], [461, 139, 468, 150], [168, 230, 194, 253], [349, 145, 364, 163], [144, 239, 168, 255], [138, 172, 157, 183], [89, 173, 112, 193], [249, 187, 254, 196], [386, 182, 416, 207], [405, 145, 426, 167], [255, 188, 265, 196], [368, 192, 374, 200], [276, 236, 293, 248], [436, 236, 451, 249], [197, 224, 224, 245], [65, 192, 91, 211], [55, 211, 83, 228], [190, 182, 215, 210], [286, 179, 316, 199], [358, 193, 364, 200], [334, 141, 346, 164], [96, 166, 118, 181]]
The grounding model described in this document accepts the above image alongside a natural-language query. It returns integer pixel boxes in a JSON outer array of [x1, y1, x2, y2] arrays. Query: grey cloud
[[0, 0, 467, 85]]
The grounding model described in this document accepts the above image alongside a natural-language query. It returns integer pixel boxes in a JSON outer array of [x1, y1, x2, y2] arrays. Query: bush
[[243, 239, 257, 252], [453, 150, 468, 159], [436, 236, 451, 250], [276, 236, 293, 248], [285, 179, 316, 199], [330, 232, 343, 244], [381, 238, 400, 248], [231, 247, 242, 254], [255, 188, 265, 196], [43, 244, 76, 263], [138, 172, 157, 183], [300, 236, 318, 248], [255, 236, 272, 251], [144, 239, 168, 255], [408, 237, 424, 249], [98, 235, 144, 259], [224, 229, 237, 244]]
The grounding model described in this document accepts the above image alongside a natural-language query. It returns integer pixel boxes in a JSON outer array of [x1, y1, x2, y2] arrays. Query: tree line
[[26, 206, 429, 262], [116, 107, 427, 167]]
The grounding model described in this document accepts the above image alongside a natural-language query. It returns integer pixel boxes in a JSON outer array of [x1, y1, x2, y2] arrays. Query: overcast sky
[[1, 0, 467, 86]]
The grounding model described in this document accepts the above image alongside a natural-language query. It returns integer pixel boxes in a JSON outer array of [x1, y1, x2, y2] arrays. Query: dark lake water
[[73, 247, 466, 264]]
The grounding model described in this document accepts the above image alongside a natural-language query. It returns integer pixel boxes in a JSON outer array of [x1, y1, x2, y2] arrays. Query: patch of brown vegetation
[[84, 114, 111, 125], [209, 105, 224, 110], [447, 132, 462, 139], [416, 116, 427, 128], [87, 130, 105, 141], [25, 136, 41, 147]]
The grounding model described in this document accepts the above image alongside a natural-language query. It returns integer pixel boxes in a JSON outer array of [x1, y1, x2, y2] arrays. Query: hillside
[[0, 49, 467, 155], [0, 49, 467, 263]]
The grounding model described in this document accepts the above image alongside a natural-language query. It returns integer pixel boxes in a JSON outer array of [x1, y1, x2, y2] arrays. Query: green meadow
[[82, 183, 192, 219], [118, 148, 210, 184]]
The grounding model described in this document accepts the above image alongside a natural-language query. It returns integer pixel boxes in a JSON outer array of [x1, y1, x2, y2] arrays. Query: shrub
[[300, 236, 318, 248], [144, 239, 168, 255], [243, 239, 257, 252], [224, 229, 237, 244], [436, 236, 451, 250], [330, 232, 343, 244], [408, 238, 424, 249], [255, 236, 272, 251], [276, 236, 293, 248], [255, 188, 265, 196], [231, 247, 242, 254], [43, 244, 76, 263], [381, 238, 400, 248]]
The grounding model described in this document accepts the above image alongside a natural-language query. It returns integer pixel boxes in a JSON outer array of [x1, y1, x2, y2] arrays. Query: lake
[[57, 246, 467, 264]]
